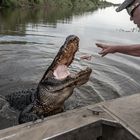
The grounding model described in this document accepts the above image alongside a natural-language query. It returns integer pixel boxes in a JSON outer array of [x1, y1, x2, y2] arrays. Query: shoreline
[[0, 0, 118, 9]]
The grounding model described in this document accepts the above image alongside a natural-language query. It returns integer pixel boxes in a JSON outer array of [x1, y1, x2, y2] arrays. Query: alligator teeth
[[64, 50, 67, 53]]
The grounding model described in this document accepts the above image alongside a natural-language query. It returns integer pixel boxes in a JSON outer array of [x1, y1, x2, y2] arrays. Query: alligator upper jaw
[[40, 35, 80, 83]]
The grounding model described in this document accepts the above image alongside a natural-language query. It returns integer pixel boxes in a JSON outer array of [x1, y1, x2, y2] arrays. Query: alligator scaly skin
[[2, 35, 92, 124]]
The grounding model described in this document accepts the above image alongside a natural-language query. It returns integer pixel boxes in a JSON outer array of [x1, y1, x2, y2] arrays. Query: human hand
[[96, 43, 116, 57]]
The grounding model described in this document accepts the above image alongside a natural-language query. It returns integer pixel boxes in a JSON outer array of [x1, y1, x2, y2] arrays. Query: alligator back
[[5, 89, 37, 111]]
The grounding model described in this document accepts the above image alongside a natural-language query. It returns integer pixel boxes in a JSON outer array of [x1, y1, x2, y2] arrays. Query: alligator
[[5, 35, 92, 124]]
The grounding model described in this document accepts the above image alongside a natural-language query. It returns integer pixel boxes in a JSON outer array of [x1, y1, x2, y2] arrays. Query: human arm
[[96, 43, 140, 57]]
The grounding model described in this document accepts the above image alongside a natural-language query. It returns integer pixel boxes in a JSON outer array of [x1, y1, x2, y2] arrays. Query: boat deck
[[0, 93, 140, 140]]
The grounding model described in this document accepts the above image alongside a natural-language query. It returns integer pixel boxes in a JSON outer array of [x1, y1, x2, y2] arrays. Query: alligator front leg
[[18, 103, 40, 124]]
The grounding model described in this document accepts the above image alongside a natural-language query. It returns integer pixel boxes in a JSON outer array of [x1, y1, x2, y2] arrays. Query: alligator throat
[[53, 64, 70, 80]]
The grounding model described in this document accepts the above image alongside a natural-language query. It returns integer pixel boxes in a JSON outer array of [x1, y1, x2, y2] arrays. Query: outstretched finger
[[98, 50, 108, 57], [96, 43, 109, 50], [96, 43, 105, 49], [101, 53, 107, 57]]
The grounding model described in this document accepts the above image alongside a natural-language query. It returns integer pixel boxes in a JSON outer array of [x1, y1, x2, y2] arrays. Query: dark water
[[0, 6, 140, 129]]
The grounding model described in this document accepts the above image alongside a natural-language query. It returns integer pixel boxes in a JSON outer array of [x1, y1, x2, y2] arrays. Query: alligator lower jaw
[[71, 67, 92, 86], [43, 67, 92, 92]]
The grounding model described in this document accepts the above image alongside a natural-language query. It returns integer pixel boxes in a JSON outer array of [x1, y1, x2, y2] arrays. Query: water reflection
[[0, 6, 99, 34]]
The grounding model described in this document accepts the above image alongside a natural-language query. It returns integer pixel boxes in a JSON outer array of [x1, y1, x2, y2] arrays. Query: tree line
[[0, 0, 114, 8]]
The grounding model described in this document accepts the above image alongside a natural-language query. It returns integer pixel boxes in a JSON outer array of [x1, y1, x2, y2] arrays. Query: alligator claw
[[31, 114, 40, 122], [19, 113, 40, 124]]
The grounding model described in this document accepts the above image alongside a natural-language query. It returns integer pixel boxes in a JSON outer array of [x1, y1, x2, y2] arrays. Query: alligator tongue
[[53, 65, 70, 80]]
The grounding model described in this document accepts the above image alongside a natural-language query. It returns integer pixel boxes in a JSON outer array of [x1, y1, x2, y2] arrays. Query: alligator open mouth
[[40, 35, 92, 90]]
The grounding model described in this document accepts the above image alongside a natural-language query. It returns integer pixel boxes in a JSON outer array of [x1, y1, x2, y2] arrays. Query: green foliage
[[0, 0, 113, 8], [90, 0, 99, 4], [0, 0, 18, 7], [0, 0, 45, 7], [46, 0, 73, 8], [73, 0, 97, 10]]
